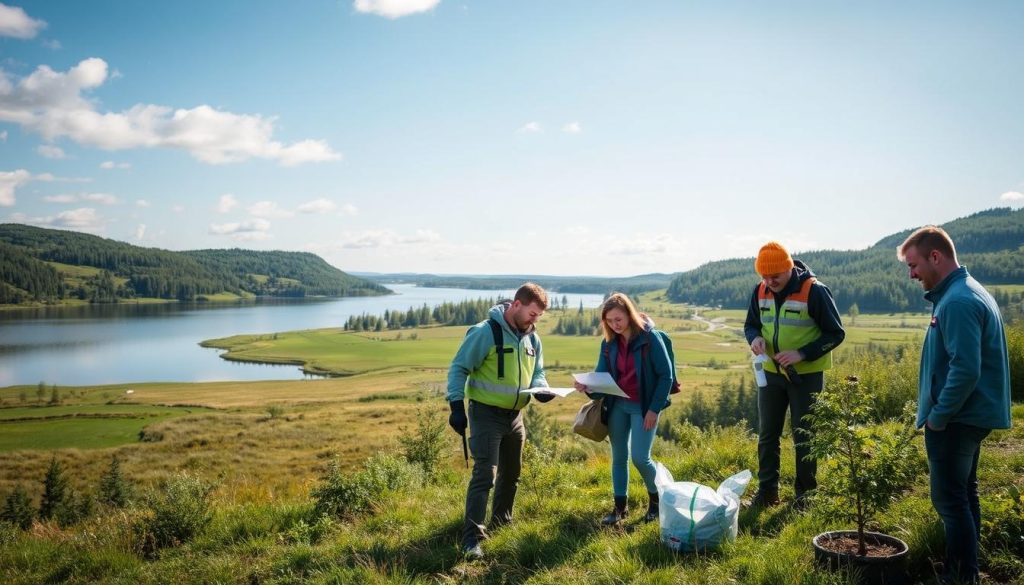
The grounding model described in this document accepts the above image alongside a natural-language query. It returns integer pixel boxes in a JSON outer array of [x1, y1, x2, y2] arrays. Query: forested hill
[[0, 224, 389, 304], [666, 207, 1024, 314], [357, 272, 674, 296]]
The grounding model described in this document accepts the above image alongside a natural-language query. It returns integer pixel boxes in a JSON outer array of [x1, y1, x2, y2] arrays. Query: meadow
[[1, 294, 1021, 584]]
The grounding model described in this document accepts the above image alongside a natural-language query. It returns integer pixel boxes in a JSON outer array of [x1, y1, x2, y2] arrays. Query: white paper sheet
[[571, 372, 629, 398], [521, 386, 576, 398]]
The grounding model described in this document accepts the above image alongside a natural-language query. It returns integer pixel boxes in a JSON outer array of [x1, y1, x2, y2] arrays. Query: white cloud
[[12, 207, 107, 232], [0, 58, 342, 166], [339, 203, 359, 216], [1000, 191, 1023, 202], [0, 2, 46, 39], [297, 198, 336, 214], [0, 168, 30, 205], [562, 122, 582, 133], [136, 199, 150, 207], [32, 172, 91, 183], [135, 223, 146, 240], [0, 130, 7, 141], [171, 204, 185, 213], [37, 144, 65, 158], [517, 121, 543, 134], [41, 38, 60, 50], [338, 228, 441, 249], [353, 0, 440, 19], [99, 160, 131, 170], [82, 192, 117, 205], [217, 193, 238, 213], [608, 233, 687, 256], [209, 218, 272, 241], [43, 194, 77, 203], [248, 200, 293, 218]]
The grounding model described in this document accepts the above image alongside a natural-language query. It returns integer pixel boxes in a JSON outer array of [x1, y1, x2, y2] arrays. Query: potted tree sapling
[[806, 376, 921, 585]]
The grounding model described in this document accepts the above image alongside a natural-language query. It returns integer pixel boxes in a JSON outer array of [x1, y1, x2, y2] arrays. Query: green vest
[[465, 325, 539, 410], [757, 277, 832, 374]]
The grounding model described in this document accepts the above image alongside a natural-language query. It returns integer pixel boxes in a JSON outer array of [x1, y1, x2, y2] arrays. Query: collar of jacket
[[924, 266, 968, 304]]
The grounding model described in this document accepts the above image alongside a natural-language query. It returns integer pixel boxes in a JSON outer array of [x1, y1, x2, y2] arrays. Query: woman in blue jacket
[[575, 293, 673, 525]]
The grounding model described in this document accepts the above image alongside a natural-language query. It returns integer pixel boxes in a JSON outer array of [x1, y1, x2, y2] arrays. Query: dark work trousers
[[925, 422, 991, 583], [757, 370, 823, 497], [463, 400, 525, 548]]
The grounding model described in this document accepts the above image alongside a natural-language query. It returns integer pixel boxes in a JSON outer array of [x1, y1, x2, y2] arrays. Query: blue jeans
[[925, 422, 991, 583], [608, 399, 659, 497]]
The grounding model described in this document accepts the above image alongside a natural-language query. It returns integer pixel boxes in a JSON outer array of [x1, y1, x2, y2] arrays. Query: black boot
[[643, 491, 659, 522], [601, 496, 628, 525]]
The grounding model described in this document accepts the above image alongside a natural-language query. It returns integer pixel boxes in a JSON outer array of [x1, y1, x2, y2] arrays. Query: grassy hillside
[[666, 207, 1024, 313], [0, 223, 388, 305]]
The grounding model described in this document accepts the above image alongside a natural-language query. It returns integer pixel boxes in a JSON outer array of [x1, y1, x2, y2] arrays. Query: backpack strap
[[488, 318, 513, 379]]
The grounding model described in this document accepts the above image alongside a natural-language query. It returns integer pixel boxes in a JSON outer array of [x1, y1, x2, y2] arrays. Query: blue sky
[[1, 1, 1022, 276]]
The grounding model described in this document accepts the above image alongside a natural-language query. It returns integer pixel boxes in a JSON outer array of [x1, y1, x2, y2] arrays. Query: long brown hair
[[600, 292, 645, 342]]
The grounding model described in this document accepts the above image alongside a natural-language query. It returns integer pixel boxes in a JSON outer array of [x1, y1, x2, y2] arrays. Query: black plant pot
[[813, 530, 909, 585]]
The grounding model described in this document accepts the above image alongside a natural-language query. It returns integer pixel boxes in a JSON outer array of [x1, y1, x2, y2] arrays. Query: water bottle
[[752, 354, 768, 387]]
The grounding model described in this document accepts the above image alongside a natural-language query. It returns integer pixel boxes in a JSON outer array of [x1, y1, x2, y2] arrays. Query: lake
[[0, 285, 606, 387]]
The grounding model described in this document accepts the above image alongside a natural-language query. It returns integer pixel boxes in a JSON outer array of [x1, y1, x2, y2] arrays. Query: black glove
[[533, 391, 555, 403], [448, 400, 467, 435]]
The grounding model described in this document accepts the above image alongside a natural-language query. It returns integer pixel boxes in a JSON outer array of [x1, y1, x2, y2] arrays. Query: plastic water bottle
[[752, 354, 768, 387]]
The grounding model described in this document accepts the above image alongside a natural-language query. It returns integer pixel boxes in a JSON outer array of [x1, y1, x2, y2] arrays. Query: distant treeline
[[364, 273, 674, 296], [666, 207, 1024, 313], [0, 224, 389, 304], [344, 298, 499, 331]]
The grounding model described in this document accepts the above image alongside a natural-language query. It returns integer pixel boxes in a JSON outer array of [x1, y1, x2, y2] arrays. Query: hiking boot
[[749, 489, 780, 508], [791, 494, 811, 512], [462, 543, 483, 560], [643, 491, 659, 522], [601, 508, 627, 526]]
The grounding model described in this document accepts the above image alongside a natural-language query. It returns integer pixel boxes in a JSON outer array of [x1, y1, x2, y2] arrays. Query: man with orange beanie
[[744, 241, 845, 509]]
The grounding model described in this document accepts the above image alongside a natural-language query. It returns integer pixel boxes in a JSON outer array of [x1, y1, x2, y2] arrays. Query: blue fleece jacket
[[918, 267, 1011, 430]]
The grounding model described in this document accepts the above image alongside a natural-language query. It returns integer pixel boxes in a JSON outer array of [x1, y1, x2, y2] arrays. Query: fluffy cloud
[[209, 218, 271, 241], [562, 122, 582, 133], [0, 2, 46, 39], [10, 207, 106, 232], [248, 200, 293, 218], [517, 121, 543, 134], [0, 168, 31, 206], [0, 58, 342, 166], [135, 223, 146, 240], [338, 228, 440, 249], [217, 193, 238, 213], [353, 0, 440, 19], [1000, 191, 1023, 202], [37, 144, 65, 158], [136, 199, 150, 207], [296, 198, 336, 214], [42, 192, 118, 205], [0, 130, 7, 141], [99, 160, 131, 170], [339, 203, 358, 216]]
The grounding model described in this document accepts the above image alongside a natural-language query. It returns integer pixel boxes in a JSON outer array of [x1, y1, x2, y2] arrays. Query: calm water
[[0, 285, 605, 387]]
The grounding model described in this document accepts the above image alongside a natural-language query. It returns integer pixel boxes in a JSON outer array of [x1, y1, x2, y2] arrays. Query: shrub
[[2, 485, 34, 530], [38, 456, 69, 521], [396, 400, 447, 475], [311, 453, 422, 519], [138, 474, 215, 552], [831, 343, 919, 420], [1007, 322, 1023, 403]]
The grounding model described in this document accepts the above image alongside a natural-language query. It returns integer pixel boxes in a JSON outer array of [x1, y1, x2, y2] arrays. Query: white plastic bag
[[654, 463, 752, 552]]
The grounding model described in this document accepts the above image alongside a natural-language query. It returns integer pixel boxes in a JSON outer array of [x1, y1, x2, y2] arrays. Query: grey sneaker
[[462, 543, 483, 560]]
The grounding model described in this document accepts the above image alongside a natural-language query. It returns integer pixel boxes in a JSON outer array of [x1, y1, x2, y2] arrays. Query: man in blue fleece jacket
[[899, 226, 1011, 584]]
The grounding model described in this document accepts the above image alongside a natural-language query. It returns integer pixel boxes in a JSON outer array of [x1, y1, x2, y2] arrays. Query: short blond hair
[[898, 225, 957, 262]]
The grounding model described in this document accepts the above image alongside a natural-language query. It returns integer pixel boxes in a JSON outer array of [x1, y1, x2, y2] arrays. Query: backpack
[[603, 329, 681, 394]]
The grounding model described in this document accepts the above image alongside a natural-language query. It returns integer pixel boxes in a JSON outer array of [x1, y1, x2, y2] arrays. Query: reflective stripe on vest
[[758, 277, 832, 374], [465, 328, 538, 410]]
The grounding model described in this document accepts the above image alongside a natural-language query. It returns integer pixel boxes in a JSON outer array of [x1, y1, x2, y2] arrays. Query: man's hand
[[448, 400, 467, 435], [774, 349, 804, 367], [750, 337, 767, 355], [533, 391, 555, 403]]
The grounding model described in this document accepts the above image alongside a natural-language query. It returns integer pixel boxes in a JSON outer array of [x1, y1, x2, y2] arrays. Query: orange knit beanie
[[755, 241, 794, 276]]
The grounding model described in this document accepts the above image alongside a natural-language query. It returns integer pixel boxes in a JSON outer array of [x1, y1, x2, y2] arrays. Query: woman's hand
[[643, 410, 659, 431], [573, 381, 590, 395]]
